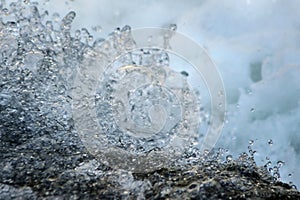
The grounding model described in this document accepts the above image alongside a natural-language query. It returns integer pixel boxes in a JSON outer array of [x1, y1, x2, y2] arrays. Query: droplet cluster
[[95, 47, 200, 153]]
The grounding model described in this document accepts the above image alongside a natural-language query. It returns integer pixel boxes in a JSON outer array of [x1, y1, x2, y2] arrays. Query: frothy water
[[0, 0, 298, 198]]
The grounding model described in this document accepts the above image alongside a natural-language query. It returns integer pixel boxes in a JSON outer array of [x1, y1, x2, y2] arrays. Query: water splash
[[0, 0, 206, 170], [0, 1, 298, 198]]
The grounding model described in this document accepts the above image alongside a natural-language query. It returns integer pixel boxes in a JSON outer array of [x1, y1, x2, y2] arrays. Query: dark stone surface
[[0, 131, 299, 199]]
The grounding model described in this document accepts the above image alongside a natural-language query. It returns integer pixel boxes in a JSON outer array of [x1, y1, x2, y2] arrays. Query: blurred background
[[37, 0, 300, 187]]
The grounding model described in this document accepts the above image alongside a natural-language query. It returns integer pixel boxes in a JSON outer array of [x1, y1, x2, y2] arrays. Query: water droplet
[[277, 161, 285, 168], [2, 8, 9, 15], [249, 140, 254, 145], [92, 25, 102, 33], [61, 11, 76, 31], [52, 12, 60, 22], [46, 21, 53, 30], [291, 185, 297, 190], [226, 155, 233, 162], [169, 24, 177, 31], [273, 172, 280, 180], [75, 29, 81, 38], [88, 35, 93, 42], [268, 139, 273, 146], [218, 90, 224, 97], [266, 161, 272, 166], [246, 88, 252, 95], [121, 25, 131, 33], [269, 168, 273, 173], [180, 71, 189, 77], [250, 108, 255, 112]]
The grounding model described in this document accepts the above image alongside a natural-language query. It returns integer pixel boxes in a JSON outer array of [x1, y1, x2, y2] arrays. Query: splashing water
[[0, 0, 210, 171], [71, 25, 210, 171], [95, 51, 199, 152], [68, 6, 227, 171], [0, 0, 299, 199]]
